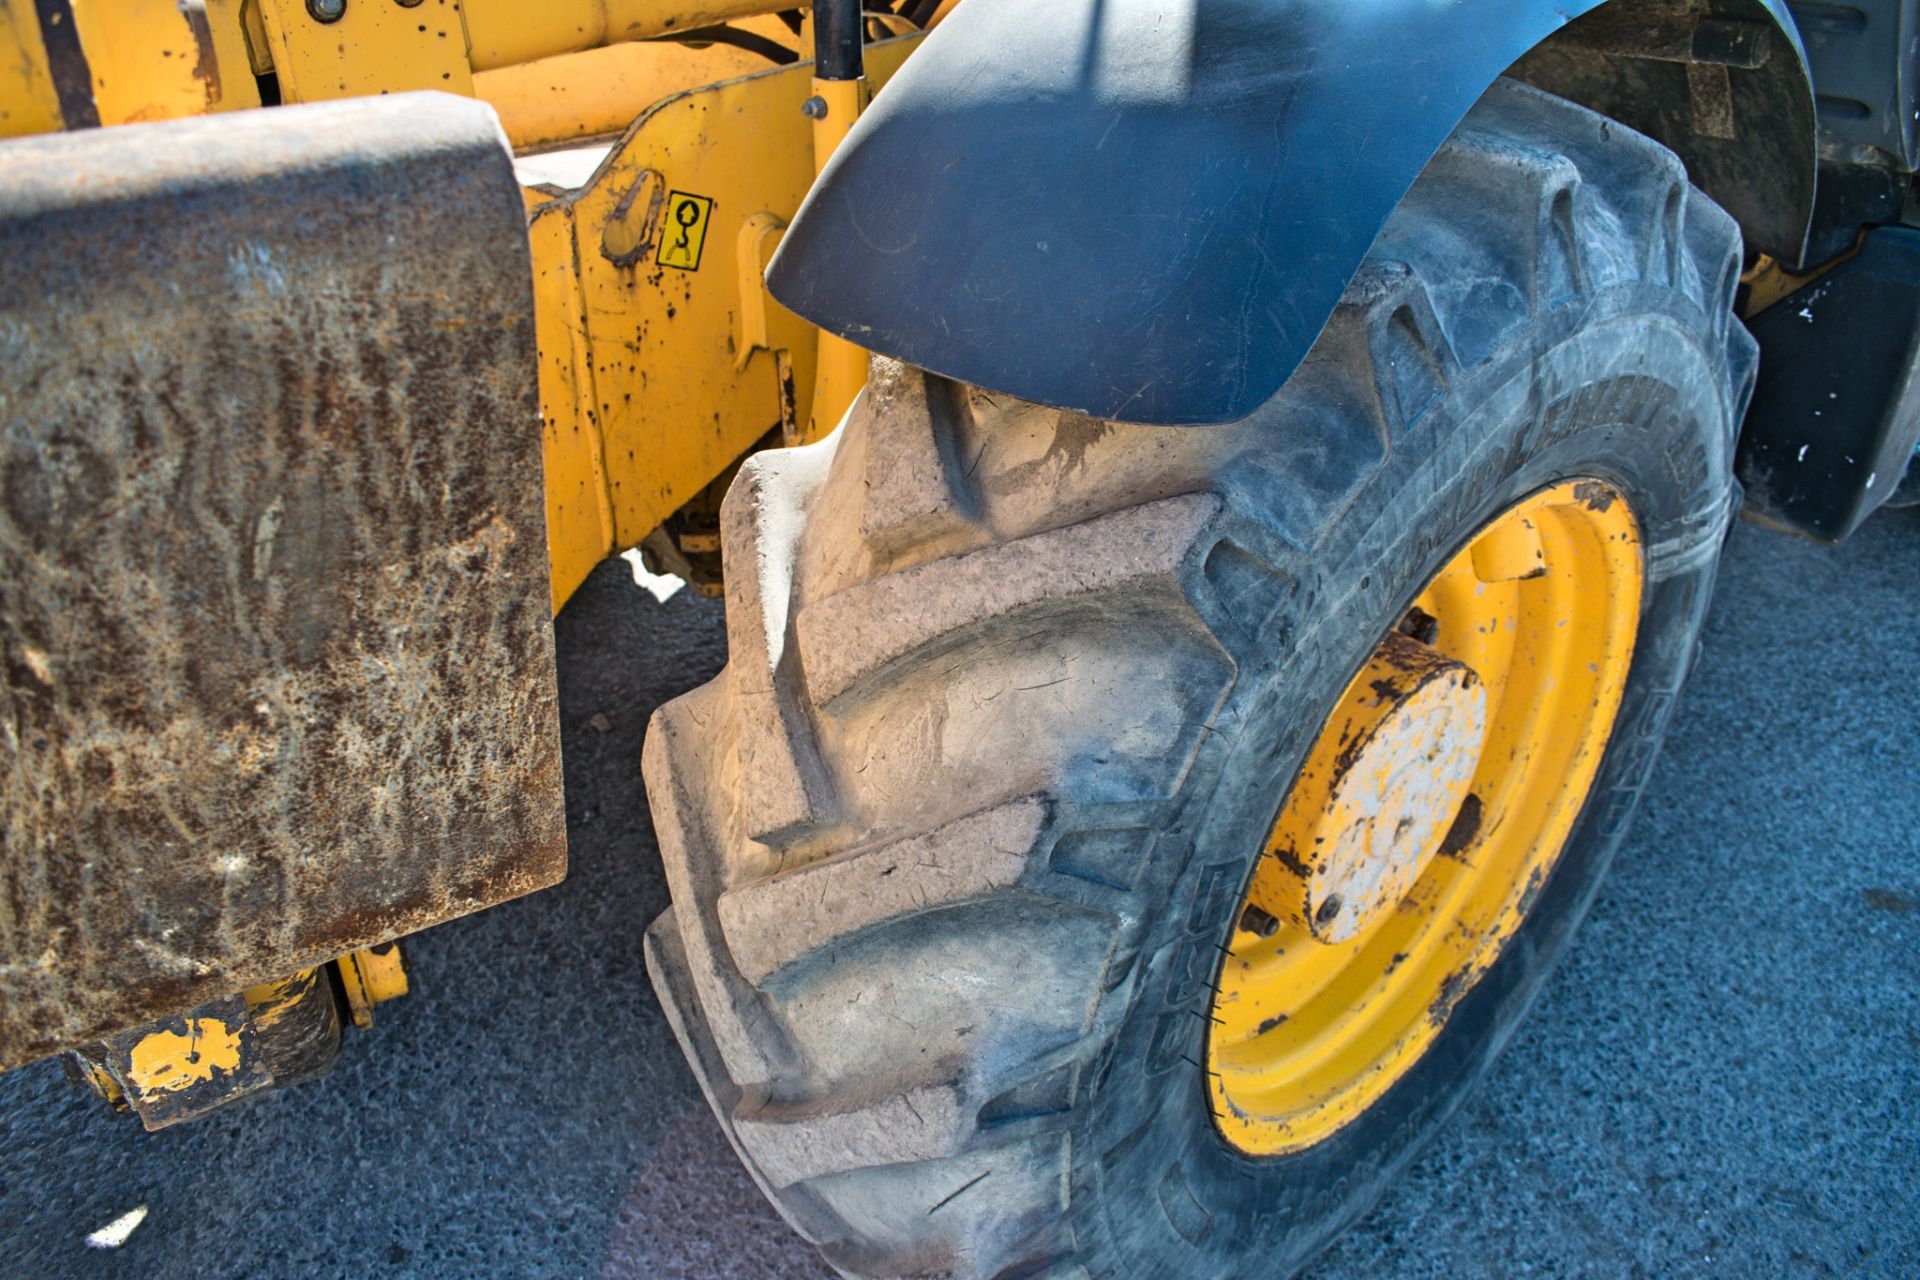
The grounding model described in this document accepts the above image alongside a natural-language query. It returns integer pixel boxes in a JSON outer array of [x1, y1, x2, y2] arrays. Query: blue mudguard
[[767, 0, 1814, 424]]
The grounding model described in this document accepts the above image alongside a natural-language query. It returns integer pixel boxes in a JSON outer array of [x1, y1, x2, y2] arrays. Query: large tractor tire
[[642, 80, 1753, 1279]]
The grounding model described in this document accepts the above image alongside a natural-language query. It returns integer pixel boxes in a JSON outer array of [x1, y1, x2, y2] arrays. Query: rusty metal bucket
[[0, 92, 565, 1068]]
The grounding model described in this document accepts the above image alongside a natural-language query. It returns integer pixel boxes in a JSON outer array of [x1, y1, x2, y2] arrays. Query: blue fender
[[766, 0, 1815, 425]]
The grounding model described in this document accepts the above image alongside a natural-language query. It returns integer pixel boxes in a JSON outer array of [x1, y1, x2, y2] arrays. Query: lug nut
[[1239, 904, 1282, 938], [1437, 792, 1483, 858], [307, 0, 345, 21], [1398, 606, 1440, 646], [1313, 894, 1344, 929]]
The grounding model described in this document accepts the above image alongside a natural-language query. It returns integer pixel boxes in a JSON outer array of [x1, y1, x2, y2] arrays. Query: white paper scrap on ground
[[85, 1205, 148, 1249], [623, 549, 686, 604]]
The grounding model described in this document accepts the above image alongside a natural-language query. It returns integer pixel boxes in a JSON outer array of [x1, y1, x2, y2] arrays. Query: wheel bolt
[[307, 0, 345, 21], [1398, 606, 1440, 646], [1239, 904, 1282, 938]]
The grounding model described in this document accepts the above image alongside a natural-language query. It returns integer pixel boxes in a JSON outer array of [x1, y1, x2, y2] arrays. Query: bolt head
[[800, 95, 829, 120], [1239, 904, 1282, 939], [307, 0, 345, 20], [1312, 894, 1344, 929]]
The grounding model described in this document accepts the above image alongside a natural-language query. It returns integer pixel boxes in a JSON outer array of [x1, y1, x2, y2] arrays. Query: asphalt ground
[[0, 505, 1914, 1280]]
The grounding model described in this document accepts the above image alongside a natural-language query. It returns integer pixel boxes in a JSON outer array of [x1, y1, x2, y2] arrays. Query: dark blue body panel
[[767, 0, 1814, 424]]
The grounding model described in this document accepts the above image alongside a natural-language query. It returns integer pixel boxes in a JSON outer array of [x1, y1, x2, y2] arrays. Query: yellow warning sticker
[[656, 190, 715, 271]]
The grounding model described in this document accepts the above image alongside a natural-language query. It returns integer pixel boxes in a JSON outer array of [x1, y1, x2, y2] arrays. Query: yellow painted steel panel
[[335, 945, 409, 1028], [476, 37, 769, 152], [460, 0, 780, 72], [535, 36, 919, 611], [803, 72, 870, 443], [257, 0, 474, 102], [199, 0, 266, 111], [69, 0, 221, 123], [0, 1, 63, 137], [532, 201, 621, 612], [561, 64, 818, 578]]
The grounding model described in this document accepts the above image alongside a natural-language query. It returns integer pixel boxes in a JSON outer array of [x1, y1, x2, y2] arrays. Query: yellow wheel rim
[[1207, 479, 1643, 1156]]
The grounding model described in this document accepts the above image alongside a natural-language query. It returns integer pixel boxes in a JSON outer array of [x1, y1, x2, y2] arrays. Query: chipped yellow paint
[[1, 0, 257, 138], [1210, 480, 1642, 1155], [335, 943, 409, 1029], [1255, 631, 1490, 947], [0, 1, 817, 135], [459, 0, 780, 72], [125, 1018, 244, 1094], [0, 1, 62, 138], [1740, 236, 1864, 319], [255, 0, 475, 103], [198, 0, 265, 111], [245, 0, 804, 108], [70, 1052, 128, 1109], [530, 203, 619, 612], [353, 945, 408, 1003], [476, 36, 773, 152], [241, 967, 320, 1032], [532, 35, 921, 611], [66, 0, 232, 124], [0, 0, 920, 617]]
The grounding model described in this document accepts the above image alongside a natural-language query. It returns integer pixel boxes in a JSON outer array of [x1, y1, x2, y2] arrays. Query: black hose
[[648, 25, 800, 65], [901, 0, 943, 27]]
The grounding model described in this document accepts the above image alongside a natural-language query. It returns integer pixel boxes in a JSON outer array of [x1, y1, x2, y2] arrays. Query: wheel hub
[[1256, 632, 1488, 946]]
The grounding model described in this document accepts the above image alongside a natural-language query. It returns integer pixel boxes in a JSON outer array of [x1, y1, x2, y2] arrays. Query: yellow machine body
[[0, 0, 932, 1116], [0, 0, 917, 610]]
